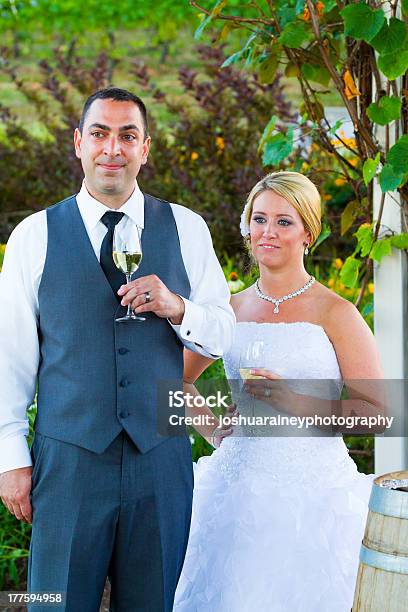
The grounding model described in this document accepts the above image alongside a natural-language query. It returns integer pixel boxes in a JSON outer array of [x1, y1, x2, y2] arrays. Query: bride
[[173, 171, 383, 612]]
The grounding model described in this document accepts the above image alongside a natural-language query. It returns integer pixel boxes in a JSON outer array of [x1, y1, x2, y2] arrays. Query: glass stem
[[125, 274, 133, 317]]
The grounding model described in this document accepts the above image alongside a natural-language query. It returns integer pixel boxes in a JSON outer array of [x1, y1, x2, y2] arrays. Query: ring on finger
[[144, 291, 151, 304]]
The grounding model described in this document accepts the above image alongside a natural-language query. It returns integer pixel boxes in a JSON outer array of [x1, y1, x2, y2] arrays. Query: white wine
[[113, 251, 142, 275], [239, 368, 264, 380]]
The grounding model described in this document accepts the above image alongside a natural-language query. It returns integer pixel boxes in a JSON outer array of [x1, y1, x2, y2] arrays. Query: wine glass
[[239, 340, 265, 380], [113, 222, 144, 322], [238, 340, 265, 434]]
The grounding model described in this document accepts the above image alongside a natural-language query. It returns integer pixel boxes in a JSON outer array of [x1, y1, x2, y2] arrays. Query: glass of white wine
[[113, 222, 144, 322], [239, 340, 265, 380], [239, 340, 265, 435]]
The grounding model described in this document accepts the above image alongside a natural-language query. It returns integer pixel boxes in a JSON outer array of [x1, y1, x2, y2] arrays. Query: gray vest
[[36, 194, 190, 453]]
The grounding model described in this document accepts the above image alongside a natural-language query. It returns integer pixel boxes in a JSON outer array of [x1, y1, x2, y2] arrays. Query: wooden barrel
[[352, 470, 408, 612]]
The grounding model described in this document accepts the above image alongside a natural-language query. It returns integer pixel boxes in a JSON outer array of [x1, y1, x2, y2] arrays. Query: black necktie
[[100, 211, 125, 299]]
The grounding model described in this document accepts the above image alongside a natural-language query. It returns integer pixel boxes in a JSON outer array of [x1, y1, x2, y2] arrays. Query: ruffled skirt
[[174, 437, 373, 612]]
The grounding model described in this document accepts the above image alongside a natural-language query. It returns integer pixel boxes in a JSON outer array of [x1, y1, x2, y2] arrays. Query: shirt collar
[[76, 180, 145, 231]]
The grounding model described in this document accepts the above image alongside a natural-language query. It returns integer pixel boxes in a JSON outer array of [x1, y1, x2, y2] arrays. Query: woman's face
[[249, 190, 311, 269]]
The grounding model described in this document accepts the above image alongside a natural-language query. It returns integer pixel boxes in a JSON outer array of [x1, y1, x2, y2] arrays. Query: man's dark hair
[[79, 87, 149, 138]]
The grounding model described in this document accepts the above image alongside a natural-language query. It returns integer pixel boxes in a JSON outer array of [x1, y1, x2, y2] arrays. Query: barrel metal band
[[360, 544, 408, 574], [369, 484, 408, 519]]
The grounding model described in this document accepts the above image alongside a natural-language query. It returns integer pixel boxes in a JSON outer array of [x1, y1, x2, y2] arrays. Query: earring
[[304, 244, 309, 255]]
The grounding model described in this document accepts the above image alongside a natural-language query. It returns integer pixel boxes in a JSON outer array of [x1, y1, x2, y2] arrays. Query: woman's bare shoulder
[[231, 285, 253, 305], [315, 282, 365, 334]]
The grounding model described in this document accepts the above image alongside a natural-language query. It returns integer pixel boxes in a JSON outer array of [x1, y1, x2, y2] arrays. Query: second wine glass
[[239, 340, 265, 380], [113, 222, 144, 322]]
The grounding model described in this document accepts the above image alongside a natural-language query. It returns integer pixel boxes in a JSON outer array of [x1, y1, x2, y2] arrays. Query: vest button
[[118, 348, 129, 355], [119, 378, 130, 388], [186, 330, 191, 336], [119, 410, 129, 418]]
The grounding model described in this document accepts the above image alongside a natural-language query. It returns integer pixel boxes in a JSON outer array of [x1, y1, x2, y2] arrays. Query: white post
[[373, 185, 407, 473], [372, 0, 408, 476]]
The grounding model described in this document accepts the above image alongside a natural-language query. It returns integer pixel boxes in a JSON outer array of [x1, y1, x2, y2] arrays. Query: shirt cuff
[[168, 296, 204, 341], [0, 435, 32, 475], [168, 297, 219, 358]]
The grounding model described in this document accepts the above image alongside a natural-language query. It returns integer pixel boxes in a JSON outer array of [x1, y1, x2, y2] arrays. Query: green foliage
[[379, 164, 405, 192], [340, 256, 361, 288], [0, 506, 30, 590], [258, 49, 281, 84], [301, 63, 331, 87], [344, 437, 374, 474], [340, 4, 385, 42], [195, 0, 227, 39], [0, 404, 37, 589], [341, 200, 363, 235], [262, 126, 294, 165], [279, 20, 312, 48], [386, 135, 408, 175], [369, 238, 393, 263], [0, 0, 197, 38], [355, 224, 374, 258], [190, 0, 408, 287], [310, 223, 331, 253], [377, 49, 408, 80], [371, 17, 407, 55], [362, 154, 381, 186], [391, 233, 408, 249], [366, 96, 401, 126]]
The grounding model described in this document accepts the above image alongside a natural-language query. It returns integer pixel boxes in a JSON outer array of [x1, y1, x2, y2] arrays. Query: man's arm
[[118, 206, 236, 358], [0, 214, 44, 522], [166, 205, 235, 358]]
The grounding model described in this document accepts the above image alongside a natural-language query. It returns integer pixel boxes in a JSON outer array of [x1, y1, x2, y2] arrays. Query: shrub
[[0, 44, 294, 259]]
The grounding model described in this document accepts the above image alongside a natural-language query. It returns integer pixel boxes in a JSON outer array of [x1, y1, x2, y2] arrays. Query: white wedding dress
[[174, 322, 373, 612]]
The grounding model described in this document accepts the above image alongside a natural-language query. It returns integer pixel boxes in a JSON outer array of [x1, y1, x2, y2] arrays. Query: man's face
[[74, 98, 150, 198]]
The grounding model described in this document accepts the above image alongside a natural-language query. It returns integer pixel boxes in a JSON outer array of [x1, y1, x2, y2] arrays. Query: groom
[[0, 87, 235, 611]]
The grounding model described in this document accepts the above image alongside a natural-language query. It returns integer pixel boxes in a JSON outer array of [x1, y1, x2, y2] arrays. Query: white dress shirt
[[0, 181, 235, 474]]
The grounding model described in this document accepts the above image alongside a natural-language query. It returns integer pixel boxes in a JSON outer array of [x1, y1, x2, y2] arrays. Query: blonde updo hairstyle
[[241, 171, 322, 258]]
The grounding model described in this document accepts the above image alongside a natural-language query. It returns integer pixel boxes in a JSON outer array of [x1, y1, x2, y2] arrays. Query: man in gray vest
[[0, 87, 235, 611]]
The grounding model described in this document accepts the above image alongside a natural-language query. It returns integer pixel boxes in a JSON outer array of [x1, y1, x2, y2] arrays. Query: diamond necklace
[[254, 276, 315, 314]]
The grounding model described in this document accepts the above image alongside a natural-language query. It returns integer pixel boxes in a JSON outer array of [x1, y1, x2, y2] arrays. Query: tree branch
[[190, 1, 272, 25], [306, 0, 378, 156]]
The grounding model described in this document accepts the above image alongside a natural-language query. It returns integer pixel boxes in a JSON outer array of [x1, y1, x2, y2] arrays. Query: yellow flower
[[334, 258, 343, 270], [301, 162, 309, 171], [191, 152, 199, 161], [216, 136, 225, 151], [328, 278, 335, 288], [229, 271, 239, 281], [368, 282, 374, 294], [0, 244, 6, 255], [349, 158, 358, 167], [334, 177, 346, 186], [323, 194, 332, 201]]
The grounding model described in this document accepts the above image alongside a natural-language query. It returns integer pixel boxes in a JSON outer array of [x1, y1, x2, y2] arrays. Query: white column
[[373, 185, 407, 473]]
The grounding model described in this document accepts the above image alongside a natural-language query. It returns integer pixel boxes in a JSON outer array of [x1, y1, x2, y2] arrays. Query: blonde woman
[[174, 171, 383, 612]]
